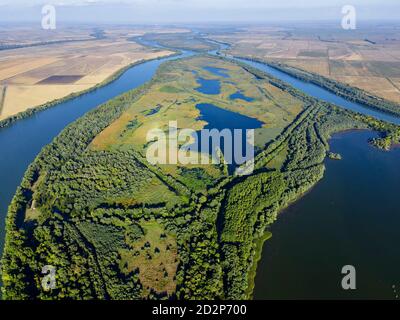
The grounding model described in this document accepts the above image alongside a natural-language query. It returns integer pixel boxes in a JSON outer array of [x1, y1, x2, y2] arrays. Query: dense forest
[[1, 54, 399, 300]]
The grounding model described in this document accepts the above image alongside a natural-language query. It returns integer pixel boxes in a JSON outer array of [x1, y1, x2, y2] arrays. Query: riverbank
[[0, 51, 177, 129], [245, 231, 272, 299], [235, 56, 400, 118]]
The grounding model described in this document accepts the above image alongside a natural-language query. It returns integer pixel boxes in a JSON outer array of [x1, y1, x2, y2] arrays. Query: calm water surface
[[195, 77, 221, 95], [229, 91, 255, 102], [202, 66, 230, 78], [254, 131, 400, 299]]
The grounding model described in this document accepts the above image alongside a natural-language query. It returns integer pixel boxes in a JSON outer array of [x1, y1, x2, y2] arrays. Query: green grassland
[[91, 56, 305, 150], [2, 53, 400, 300], [119, 221, 178, 298]]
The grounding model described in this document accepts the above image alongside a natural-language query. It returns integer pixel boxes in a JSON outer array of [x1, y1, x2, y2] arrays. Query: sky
[[0, 0, 399, 24]]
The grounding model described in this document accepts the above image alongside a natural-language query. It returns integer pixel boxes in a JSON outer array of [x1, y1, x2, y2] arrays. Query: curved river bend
[[0, 40, 399, 299]]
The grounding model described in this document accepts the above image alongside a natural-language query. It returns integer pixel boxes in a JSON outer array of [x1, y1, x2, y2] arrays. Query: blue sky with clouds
[[0, 0, 399, 23]]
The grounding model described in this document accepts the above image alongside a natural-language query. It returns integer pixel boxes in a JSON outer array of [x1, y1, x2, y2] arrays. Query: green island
[[327, 152, 342, 160], [2, 54, 399, 300]]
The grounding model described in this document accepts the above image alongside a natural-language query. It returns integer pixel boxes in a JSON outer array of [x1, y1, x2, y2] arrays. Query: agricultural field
[[0, 25, 96, 49], [0, 27, 178, 121], [210, 24, 400, 104]]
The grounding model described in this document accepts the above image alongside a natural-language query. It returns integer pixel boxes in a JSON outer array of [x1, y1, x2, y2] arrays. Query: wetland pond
[[195, 77, 221, 95], [195, 103, 263, 173], [229, 91, 255, 102], [193, 73, 263, 172]]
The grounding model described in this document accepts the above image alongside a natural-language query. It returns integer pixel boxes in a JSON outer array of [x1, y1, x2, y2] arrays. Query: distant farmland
[[211, 24, 400, 104], [0, 27, 179, 122]]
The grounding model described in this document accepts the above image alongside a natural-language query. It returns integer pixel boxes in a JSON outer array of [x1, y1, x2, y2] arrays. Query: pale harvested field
[[212, 25, 400, 103], [0, 26, 94, 47], [0, 37, 173, 120]]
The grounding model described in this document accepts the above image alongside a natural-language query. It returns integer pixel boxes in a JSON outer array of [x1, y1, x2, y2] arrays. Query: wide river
[[0, 41, 399, 299], [254, 131, 400, 299]]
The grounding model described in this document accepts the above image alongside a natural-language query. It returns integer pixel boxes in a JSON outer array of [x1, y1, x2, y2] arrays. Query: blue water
[[254, 131, 400, 299], [195, 77, 221, 95], [193, 70, 261, 171], [195, 103, 263, 173], [203, 66, 230, 78], [0, 50, 193, 255], [229, 91, 255, 102], [145, 106, 162, 116], [234, 58, 400, 126]]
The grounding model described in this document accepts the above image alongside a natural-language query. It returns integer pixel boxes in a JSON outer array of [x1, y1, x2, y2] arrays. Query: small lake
[[230, 91, 255, 102], [203, 66, 230, 78], [196, 103, 263, 131], [254, 130, 400, 299], [195, 103, 263, 172], [196, 77, 221, 95]]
